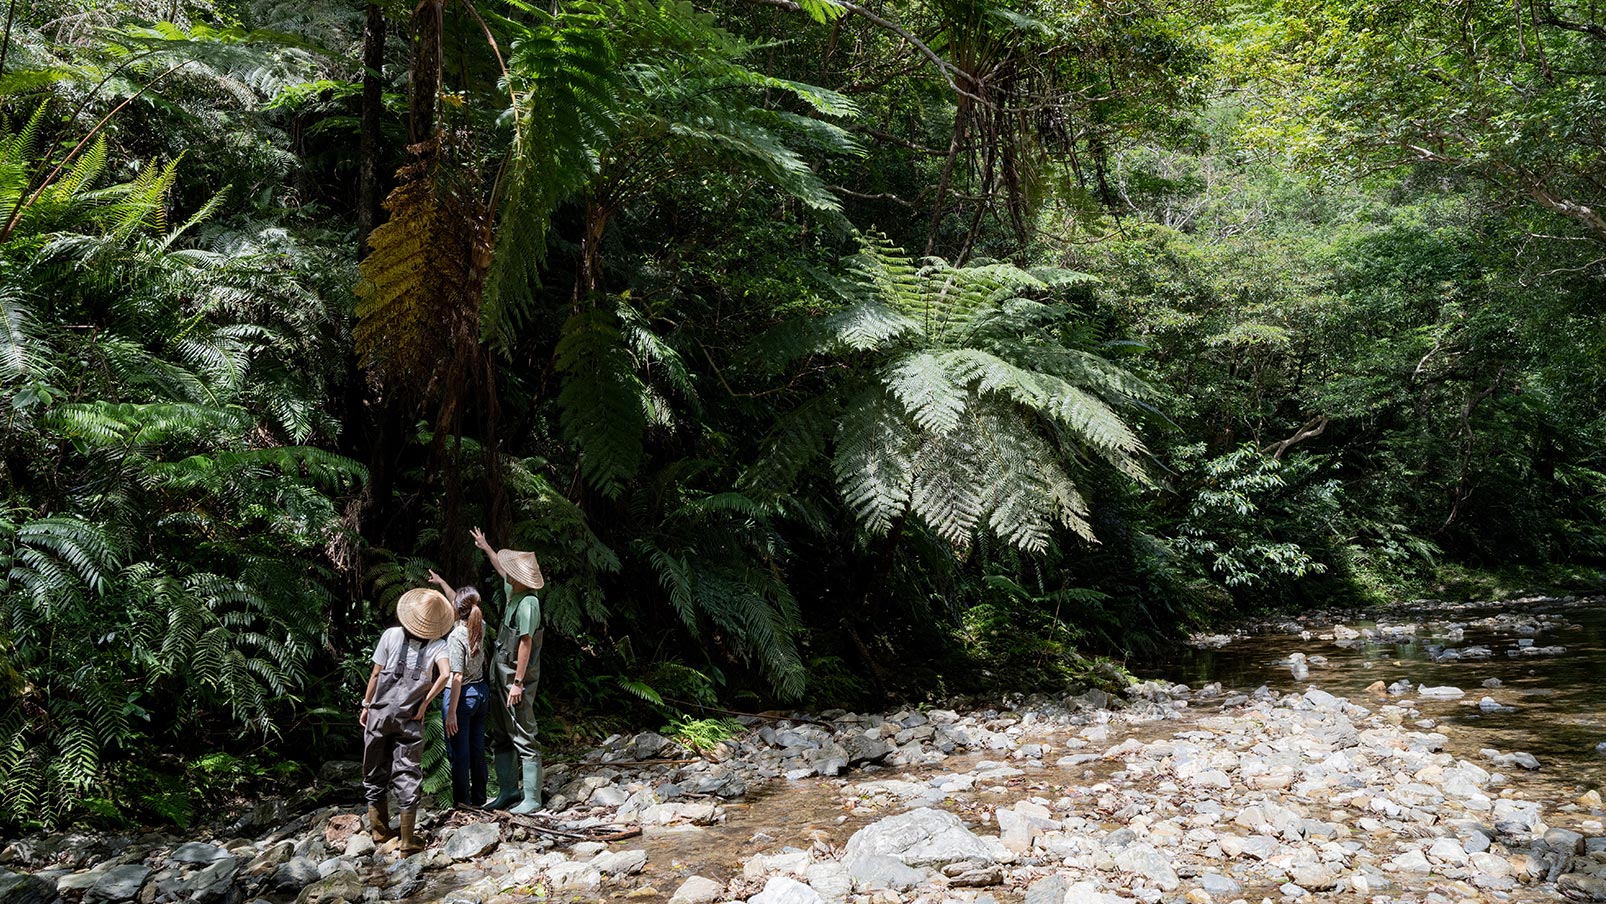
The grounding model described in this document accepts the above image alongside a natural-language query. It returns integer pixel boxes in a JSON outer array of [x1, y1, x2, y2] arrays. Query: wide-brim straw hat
[[497, 549, 545, 590], [397, 587, 455, 640]]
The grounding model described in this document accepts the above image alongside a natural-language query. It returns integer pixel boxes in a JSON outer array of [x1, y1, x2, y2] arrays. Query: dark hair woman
[[429, 571, 490, 807]]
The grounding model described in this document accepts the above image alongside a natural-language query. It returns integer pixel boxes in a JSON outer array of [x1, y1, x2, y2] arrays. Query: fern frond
[[832, 386, 917, 535], [555, 307, 648, 498]]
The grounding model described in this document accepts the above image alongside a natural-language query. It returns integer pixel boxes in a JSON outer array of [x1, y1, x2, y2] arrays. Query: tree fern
[[754, 234, 1150, 551], [354, 145, 489, 403], [556, 306, 650, 499]]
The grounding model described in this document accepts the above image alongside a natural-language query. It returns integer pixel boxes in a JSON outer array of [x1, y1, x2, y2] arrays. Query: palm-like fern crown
[[482, 0, 860, 344], [753, 235, 1152, 553]]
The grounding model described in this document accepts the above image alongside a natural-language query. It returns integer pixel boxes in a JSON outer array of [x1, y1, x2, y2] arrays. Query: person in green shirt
[[471, 527, 546, 813]]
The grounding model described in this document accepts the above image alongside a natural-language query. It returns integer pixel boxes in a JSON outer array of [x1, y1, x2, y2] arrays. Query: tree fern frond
[[832, 387, 917, 534], [887, 351, 966, 433], [740, 394, 840, 496], [556, 307, 648, 498]]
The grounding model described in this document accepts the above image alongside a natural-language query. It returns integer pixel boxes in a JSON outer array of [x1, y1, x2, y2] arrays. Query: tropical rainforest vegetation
[[1, 0, 1603, 829]]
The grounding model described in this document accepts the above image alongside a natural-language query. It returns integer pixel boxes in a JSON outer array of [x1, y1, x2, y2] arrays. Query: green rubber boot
[[485, 751, 522, 810], [508, 754, 543, 814]]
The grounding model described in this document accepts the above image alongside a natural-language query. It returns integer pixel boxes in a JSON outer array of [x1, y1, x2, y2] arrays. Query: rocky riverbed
[[5, 595, 1605, 904]]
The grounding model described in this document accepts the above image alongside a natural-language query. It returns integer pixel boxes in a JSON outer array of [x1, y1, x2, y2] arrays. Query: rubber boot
[[484, 750, 522, 810], [509, 754, 543, 814], [399, 811, 424, 856], [368, 802, 396, 843]]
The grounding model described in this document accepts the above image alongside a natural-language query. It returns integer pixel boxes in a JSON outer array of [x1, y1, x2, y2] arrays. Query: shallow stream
[[1155, 596, 1606, 795]]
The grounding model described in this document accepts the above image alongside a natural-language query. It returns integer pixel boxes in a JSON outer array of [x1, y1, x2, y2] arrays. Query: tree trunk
[[357, 2, 385, 256], [410, 0, 444, 145]]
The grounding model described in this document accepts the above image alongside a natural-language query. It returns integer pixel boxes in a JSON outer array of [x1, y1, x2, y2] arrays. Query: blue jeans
[[443, 681, 489, 806]]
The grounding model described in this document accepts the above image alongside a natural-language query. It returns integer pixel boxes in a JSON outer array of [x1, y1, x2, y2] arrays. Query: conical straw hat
[[397, 587, 455, 640], [496, 549, 545, 590]]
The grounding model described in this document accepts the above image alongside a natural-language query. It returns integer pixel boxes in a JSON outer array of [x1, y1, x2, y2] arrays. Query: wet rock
[[1488, 750, 1540, 770], [445, 823, 501, 861], [1417, 686, 1464, 699], [749, 875, 822, 904], [632, 732, 674, 760], [293, 869, 363, 904], [88, 864, 150, 902], [668, 876, 724, 904]]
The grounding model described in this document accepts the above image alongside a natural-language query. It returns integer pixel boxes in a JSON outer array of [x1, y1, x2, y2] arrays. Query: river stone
[[1198, 873, 1240, 896], [1023, 874, 1069, 904], [343, 833, 374, 859], [246, 840, 295, 876], [1391, 850, 1431, 872], [804, 863, 851, 902], [842, 808, 996, 870], [1112, 844, 1178, 890], [547, 862, 602, 893], [180, 857, 238, 904], [381, 857, 423, 900], [87, 864, 149, 903], [445, 823, 501, 861], [272, 857, 321, 891], [842, 733, 893, 766], [842, 853, 927, 891], [592, 849, 648, 876], [1545, 828, 1587, 854], [0, 872, 54, 904], [1560, 873, 1606, 901], [1417, 686, 1464, 699], [668, 876, 724, 904], [1289, 864, 1338, 890], [749, 875, 822, 904], [294, 869, 364, 904], [170, 843, 231, 865], [746, 850, 812, 879], [1428, 838, 1468, 865]]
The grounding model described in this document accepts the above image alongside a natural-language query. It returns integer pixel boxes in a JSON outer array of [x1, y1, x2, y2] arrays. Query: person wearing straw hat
[[358, 587, 454, 854], [471, 527, 545, 813]]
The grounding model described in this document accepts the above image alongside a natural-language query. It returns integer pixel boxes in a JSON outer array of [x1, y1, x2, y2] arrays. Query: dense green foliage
[[2, 0, 1603, 829]]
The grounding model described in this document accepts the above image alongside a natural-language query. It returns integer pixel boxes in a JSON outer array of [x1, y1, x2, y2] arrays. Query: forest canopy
[[2, 0, 1603, 828]]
